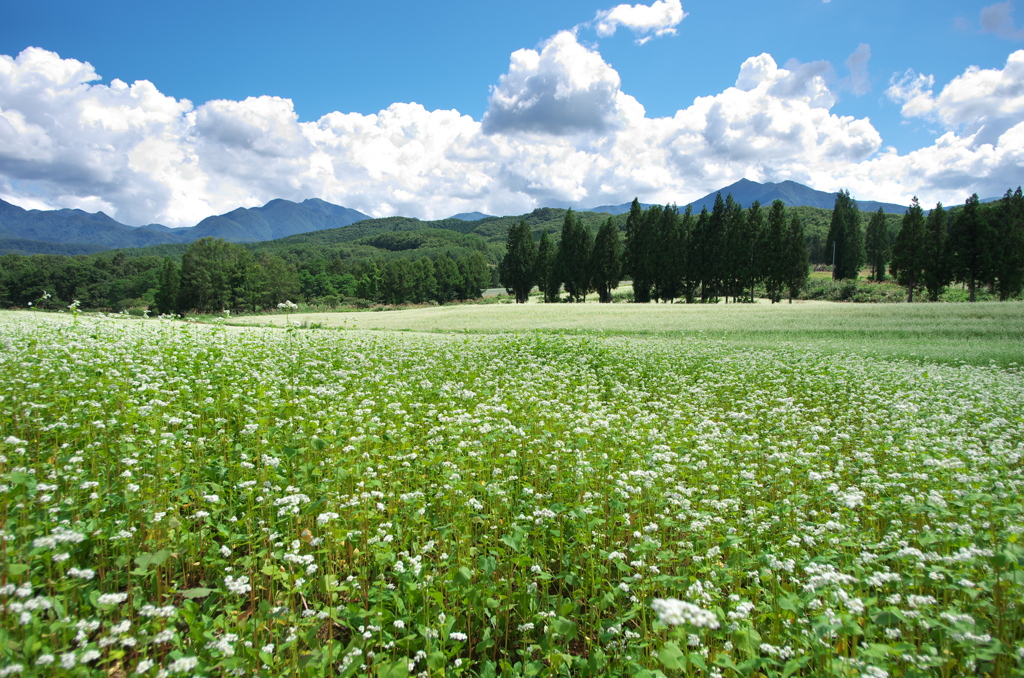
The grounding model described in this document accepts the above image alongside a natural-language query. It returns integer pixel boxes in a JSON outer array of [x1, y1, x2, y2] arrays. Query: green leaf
[[427, 651, 446, 672], [782, 655, 811, 678], [376, 658, 409, 678], [658, 642, 685, 671], [732, 626, 762, 659], [453, 566, 473, 586], [7, 564, 29, 576], [180, 587, 215, 599], [552, 617, 577, 640]]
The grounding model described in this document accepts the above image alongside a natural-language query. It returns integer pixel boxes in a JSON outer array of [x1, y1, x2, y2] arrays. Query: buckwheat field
[[1, 313, 1022, 677]]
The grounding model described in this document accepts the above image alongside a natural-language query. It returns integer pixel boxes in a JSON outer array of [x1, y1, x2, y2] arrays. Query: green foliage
[[498, 221, 536, 303], [623, 198, 655, 303], [2, 314, 1023, 676], [923, 203, 952, 302], [949, 194, 997, 302], [865, 207, 891, 282], [590, 217, 622, 303], [890, 198, 927, 302], [556, 209, 592, 303], [828, 189, 865, 280]]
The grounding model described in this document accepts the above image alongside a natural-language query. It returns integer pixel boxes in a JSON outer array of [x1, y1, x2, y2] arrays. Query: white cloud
[[593, 0, 686, 43], [481, 31, 643, 137], [1, 42, 1023, 229], [843, 43, 872, 96], [981, 1, 1024, 40], [886, 51, 1024, 146]]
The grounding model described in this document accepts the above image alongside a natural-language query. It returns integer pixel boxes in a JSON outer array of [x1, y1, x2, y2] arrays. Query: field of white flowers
[[1, 313, 1022, 677]]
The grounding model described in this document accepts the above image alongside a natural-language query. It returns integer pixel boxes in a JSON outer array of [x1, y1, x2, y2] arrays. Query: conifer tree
[[827, 190, 865, 280], [949, 194, 996, 302], [722, 195, 747, 303], [154, 257, 180, 316], [890, 198, 927, 302], [762, 200, 788, 303], [922, 203, 951, 301], [499, 220, 536, 303], [700, 193, 728, 301], [535, 231, 559, 302], [556, 209, 592, 302], [865, 207, 891, 282], [654, 205, 683, 302], [678, 206, 698, 303], [623, 198, 654, 302], [784, 214, 810, 302], [590, 217, 622, 303], [743, 201, 765, 302], [993, 187, 1024, 301]]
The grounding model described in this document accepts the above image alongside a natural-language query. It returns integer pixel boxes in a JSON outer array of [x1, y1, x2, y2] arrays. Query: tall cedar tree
[[678, 206, 698, 303], [535, 231, 559, 302], [784, 214, 810, 302], [890, 198, 927, 302], [641, 205, 663, 300], [994, 187, 1024, 300], [700, 193, 728, 301], [590, 217, 622, 303], [828, 190, 865, 279], [763, 200, 788, 303], [722, 195, 747, 303], [923, 203, 951, 301], [154, 257, 180, 315], [557, 209, 592, 302], [655, 205, 683, 302], [865, 207, 891, 282], [949, 194, 996, 302], [743, 201, 765, 302], [499, 220, 536, 303], [624, 198, 655, 302]]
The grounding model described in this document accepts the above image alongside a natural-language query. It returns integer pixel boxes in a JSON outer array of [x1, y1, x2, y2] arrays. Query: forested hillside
[[0, 190, 1020, 313]]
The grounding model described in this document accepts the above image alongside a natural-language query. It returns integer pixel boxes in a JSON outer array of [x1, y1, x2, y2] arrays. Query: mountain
[[448, 211, 493, 221], [579, 202, 655, 215], [0, 198, 370, 252], [578, 179, 909, 216], [686, 178, 909, 214], [188, 199, 369, 242]]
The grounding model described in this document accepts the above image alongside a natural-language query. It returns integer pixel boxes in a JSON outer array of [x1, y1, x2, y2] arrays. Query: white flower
[[652, 598, 720, 629], [262, 644, 275, 654], [167, 656, 198, 674], [224, 575, 251, 595], [97, 592, 129, 605], [134, 659, 153, 674]]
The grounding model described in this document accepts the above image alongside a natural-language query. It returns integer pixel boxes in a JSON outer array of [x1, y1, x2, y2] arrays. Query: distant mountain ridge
[[580, 179, 910, 216], [0, 198, 370, 255]]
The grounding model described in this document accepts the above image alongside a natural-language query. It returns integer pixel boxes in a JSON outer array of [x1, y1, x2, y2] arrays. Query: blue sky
[[2, 0, 1023, 225]]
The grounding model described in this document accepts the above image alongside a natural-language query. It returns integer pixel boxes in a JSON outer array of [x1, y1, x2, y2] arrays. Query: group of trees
[[152, 238, 492, 314], [860, 190, 1024, 302], [500, 195, 810, 304]]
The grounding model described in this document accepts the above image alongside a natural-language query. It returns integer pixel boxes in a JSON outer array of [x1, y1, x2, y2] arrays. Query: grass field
[[231, 301, 1024, 367], [1, 309, 1023, 677]]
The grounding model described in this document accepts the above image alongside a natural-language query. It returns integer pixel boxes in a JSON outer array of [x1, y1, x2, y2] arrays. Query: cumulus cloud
[[593, 0, 686, 44], [981, 2, 1024, 40], [1, 42, 1023, 229], [886, 50, 1024, 146], [481, 31, 644, 137]]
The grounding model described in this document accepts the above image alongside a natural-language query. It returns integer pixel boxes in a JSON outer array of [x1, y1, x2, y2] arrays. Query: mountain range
[[0, 198, 370, 255], [580, 179, 909, 215], [0, 179, 933, 256]]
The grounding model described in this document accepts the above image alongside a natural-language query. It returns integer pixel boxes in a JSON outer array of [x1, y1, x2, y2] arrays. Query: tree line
[[881, 191, 1024, 302], [500, 195, 810, 304], [0, 237, 493, 314]]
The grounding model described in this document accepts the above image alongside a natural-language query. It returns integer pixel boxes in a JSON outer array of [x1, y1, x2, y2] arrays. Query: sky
[[1, 0, 1024, 227]]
